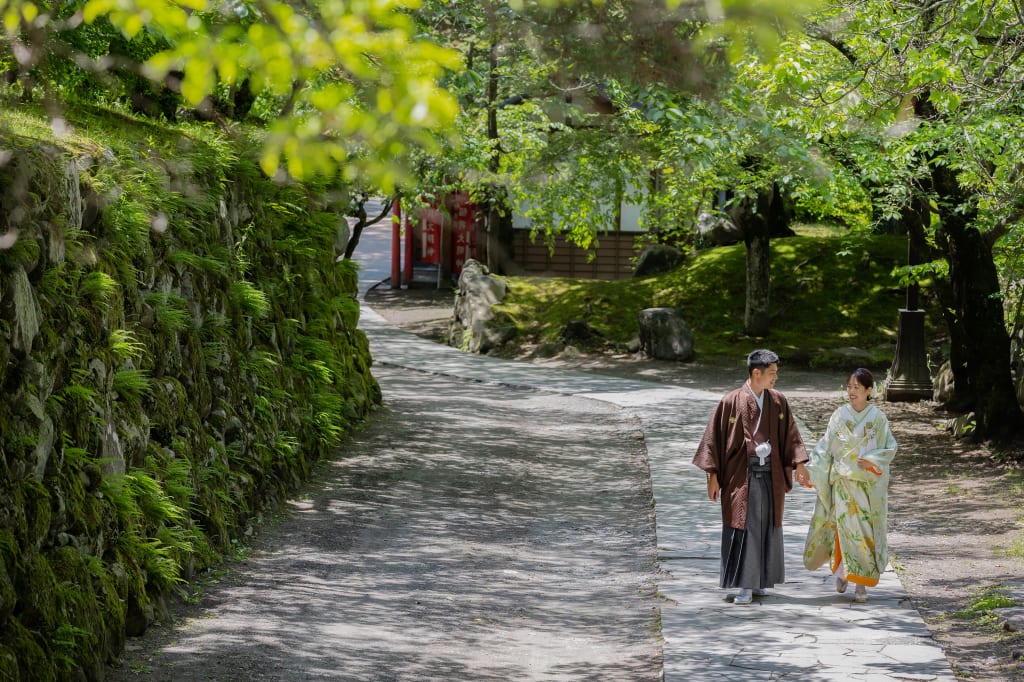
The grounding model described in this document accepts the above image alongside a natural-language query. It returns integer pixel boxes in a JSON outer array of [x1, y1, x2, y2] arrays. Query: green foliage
[[229, 280, 271, 319], [0, 100, 381, 678], [892, 260, 948, 289], [167, 249, 228, 275], [498, 230, 927, 365], [955, 586, 1019, 621], [308, 391, 347, 447], [240, 349, 279, 384], [159, 455, 196, 510], [56, 368, 99, 410], [0, 100, 385, 675], [126, 534, 184, 592], [52, 624, 92, 674], [4, 0, 462, 187], [0, 233, 41, 271], [409, 1, 852, 255], [102, 471, 191, 591], [112, 368, 152, 406], [411, 1, 1024, 437], [109, 329, 146, 362], [78, 270, 118, 301], [146, 292, 192, 334]]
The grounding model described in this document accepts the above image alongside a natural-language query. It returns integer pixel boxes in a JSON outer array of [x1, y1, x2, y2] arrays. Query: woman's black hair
[[849, 367, 875, 392]]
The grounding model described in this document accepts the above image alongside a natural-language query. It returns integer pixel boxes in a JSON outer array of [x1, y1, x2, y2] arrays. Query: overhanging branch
[[804, 20, 859, 65]]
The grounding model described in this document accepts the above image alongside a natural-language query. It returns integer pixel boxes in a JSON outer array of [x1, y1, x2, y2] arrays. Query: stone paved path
[[108, 365, 662, 681], [359, 300, 956, 681], [354, 221, 958, 681]]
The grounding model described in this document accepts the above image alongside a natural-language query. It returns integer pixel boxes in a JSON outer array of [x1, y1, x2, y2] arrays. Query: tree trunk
[[729, 192, 772, 337], [343, 197, 393, 260], [912, 94, 1023, 440], [744, 219, 771, 337], [484, 37, 502, 273], [929, 163, 1022, 440], [730, 184, 788, 338], [936, 205, 1022, 439]]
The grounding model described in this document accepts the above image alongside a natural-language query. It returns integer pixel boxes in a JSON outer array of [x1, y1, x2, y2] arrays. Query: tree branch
[[804, 20, 859, 65], [985, 207, 1024, 248]]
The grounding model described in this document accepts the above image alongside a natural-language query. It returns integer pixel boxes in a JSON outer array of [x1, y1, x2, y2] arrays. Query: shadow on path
[[108, 368, 663, 681]]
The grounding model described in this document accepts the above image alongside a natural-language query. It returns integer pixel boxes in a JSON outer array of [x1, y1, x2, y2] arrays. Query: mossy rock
[[49, 546, 106, 677], [96, 566, 127, 661], [0, 617, 55, 682], [0, 644, 19, 682], [13, 552, 59, 629], [0, 544, 16, 623], [1, 111, 383, 676], [16, 478, 51, 551]]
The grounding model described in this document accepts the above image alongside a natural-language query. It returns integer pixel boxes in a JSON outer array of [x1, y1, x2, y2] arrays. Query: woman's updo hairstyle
[[849, 367, 875, 397]]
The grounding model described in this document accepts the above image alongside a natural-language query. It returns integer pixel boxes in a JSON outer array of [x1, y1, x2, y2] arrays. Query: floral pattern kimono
[[803, 403, 898, 586]]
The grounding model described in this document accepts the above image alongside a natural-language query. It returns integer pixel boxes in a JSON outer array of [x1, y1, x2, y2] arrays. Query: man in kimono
[[692, 349, 810, 605]]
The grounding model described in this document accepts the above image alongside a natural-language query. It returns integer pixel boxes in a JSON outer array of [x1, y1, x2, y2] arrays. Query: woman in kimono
[[803, 368, 897, 604]]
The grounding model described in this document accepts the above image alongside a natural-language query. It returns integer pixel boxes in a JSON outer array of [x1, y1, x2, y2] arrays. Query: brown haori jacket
[[692, 385, 808, 530]]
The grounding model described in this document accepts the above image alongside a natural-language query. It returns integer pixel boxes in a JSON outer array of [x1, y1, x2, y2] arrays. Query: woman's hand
[[794, 462, 811, 487], [856, 458, 883, 476]]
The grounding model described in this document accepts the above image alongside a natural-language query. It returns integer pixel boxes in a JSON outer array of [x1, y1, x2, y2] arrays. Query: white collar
[[746, 382, 765, 410], [841, 402, 875, 423]]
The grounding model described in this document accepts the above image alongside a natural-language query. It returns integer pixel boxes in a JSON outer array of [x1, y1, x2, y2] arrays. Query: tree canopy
[[2, 0, 461, 189], [5, 0, 1024, 438], [404, 0, 1024, 439]]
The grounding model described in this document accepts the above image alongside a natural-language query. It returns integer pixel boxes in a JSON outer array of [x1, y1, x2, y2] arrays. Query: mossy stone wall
[[0, 123, 380, 681]]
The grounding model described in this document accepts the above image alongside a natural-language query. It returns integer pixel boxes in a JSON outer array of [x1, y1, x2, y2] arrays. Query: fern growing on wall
[[0, 103, 381, 680], [108, 329, 146, 362]]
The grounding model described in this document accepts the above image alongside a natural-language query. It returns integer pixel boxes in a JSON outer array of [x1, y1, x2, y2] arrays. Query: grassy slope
[[498, 228, 943, 367]]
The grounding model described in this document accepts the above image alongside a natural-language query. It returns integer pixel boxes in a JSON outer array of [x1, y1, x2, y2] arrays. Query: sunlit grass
[[954, 585, 1019, 625], [496, 230, 941, 366], [943, 472, 972, 497], [1003, 536, 1024, 560]]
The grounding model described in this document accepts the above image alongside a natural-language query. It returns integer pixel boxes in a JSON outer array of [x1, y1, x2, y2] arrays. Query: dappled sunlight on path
[[357, 288, 957, 681], [109, 368, 661, 680]]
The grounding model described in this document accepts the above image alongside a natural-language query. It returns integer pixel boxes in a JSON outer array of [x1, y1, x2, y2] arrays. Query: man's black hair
[[747, 349, 780, 375]]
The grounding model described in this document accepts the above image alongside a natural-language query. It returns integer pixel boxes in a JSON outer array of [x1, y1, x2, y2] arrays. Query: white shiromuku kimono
[[803, 402, 898, 586]]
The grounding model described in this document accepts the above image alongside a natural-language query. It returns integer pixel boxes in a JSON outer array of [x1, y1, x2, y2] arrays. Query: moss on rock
[[1, 617, 56, 682], [0, 106, 381, 678]]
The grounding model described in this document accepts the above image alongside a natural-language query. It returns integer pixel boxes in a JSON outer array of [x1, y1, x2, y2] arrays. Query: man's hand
[[707, 473, 720, 501]]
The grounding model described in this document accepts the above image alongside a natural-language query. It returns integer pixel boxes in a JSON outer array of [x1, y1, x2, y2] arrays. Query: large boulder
[[450, 259, 516, 354], [633, 243, 685, 278], [637, 307, 694, 361], [560, 319, 604, 347], [933, 360, 954, 403], [811, 346, 875, 369], [695, 211, 743, 247]]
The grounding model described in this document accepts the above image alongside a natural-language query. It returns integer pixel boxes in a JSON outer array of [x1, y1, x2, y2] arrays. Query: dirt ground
[[791, 395, 1024, 681], [365, 284, 1024, 682]]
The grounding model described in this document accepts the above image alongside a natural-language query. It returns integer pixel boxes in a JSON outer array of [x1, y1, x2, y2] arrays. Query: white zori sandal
[[835, 574, 848, 594]]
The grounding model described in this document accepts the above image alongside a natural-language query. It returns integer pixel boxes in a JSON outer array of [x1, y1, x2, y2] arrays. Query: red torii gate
[[389, 194, 478, 289], [390, 200, 413, 289]]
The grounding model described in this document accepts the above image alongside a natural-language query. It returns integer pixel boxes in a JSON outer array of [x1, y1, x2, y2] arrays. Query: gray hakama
[[719, 457, 785, 589]]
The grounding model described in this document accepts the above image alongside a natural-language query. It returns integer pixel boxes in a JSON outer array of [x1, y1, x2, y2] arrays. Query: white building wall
[[512, 182, 648, 233]]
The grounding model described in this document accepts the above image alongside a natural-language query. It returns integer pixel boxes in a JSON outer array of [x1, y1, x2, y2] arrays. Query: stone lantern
[[883, 240, 932, 402]]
